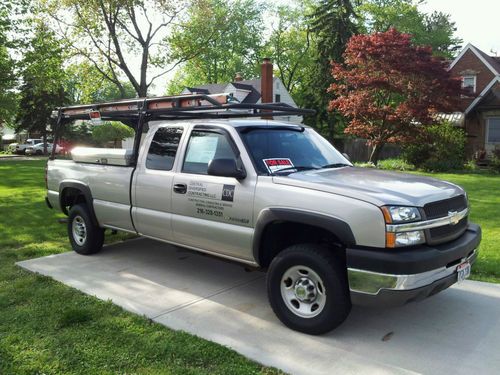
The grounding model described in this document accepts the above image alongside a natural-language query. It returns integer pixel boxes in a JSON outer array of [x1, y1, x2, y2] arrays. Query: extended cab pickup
[[46, 95, 481, 334]]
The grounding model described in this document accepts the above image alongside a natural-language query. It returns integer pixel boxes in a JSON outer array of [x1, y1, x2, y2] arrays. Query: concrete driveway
[[18, 238, 500, 375]]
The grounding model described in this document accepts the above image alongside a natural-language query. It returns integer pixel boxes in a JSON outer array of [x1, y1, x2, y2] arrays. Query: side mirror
[[208, 158, 246, 180], [342, 153, 351, 162]]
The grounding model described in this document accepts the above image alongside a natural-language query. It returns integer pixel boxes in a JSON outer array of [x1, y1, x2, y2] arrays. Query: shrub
[[464, 159, 478, 171], [354, 162, 376, 168], [377, 158, 415, 171], [491, 156, 500, 173], [402, 122, 466, 172]]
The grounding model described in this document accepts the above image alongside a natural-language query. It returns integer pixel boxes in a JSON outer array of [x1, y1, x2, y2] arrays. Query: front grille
[[428, 216, 468, 244], [423, 195, 467, 219]]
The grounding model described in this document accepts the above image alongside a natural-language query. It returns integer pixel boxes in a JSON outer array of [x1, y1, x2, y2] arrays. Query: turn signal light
[[386, 232, 396, 248], [380, 206, 392, 224]]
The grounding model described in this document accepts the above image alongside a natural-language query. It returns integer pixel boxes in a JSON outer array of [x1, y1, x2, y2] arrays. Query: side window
[[182, 130, 237, 175], [146, 127, 183, 171]]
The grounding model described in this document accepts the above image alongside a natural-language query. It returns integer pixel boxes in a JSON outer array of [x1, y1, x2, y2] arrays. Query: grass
[[411, 171, 500, 283], [1, 160, 499, 373], [0, 159, 282, 375]]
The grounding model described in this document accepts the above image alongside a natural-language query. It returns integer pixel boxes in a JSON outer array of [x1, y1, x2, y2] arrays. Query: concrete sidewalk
[[18, 238, 500, 375]]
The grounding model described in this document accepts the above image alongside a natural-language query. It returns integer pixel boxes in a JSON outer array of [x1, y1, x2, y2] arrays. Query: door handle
[[173, 183, 187, 194]]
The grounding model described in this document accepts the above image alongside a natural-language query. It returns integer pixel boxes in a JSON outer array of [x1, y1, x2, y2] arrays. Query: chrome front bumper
[[348, 249, 477, 305]]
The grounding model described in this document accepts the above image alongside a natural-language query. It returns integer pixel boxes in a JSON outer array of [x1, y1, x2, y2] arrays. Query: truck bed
[[46, 156, 135, 232]]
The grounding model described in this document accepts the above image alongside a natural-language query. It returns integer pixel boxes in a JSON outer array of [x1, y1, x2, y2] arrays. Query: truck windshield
[[239, 127, 351, 175]]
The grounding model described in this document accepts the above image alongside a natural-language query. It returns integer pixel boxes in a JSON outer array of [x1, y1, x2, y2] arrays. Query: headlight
[[386, 230, 426, 248], [382, 206, 425, 247], [382, 206, 421, 223]]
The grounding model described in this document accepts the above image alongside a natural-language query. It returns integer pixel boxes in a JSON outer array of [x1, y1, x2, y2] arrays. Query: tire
[[36, 150, 43, 155], [267, 244, 351, 335], [68, 203, 104, 255]]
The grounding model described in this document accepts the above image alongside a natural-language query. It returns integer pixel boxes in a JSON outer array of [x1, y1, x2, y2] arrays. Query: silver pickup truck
[[46, 95, 481, 334]]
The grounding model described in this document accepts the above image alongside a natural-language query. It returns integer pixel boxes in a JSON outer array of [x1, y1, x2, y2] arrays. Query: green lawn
[[0, 160, 498, 374], [412, 171, 500, 283], [0, 159, 281, 375]]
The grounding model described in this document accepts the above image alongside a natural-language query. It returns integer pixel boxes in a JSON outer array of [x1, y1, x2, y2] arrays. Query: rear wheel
[[68, 203, 104, 255], [267, 244, 351, 335]]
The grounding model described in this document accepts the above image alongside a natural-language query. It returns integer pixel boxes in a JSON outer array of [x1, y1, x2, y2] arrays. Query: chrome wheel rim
[[72, 215, 87, 246], [280, 265, 326, 318]]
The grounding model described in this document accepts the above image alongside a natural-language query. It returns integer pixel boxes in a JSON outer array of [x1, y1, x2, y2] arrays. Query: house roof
[[465, 76, 500, 114], [474, 47, 500, 75], [185, 84, 226, 94], [449, 43, 500, 76], [184, 77, 279, 104], [450, 44, 500, 114], [184, 87, 209, 94]]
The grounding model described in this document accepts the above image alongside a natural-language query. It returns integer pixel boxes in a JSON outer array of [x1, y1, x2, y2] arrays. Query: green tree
[[359, 0, 462, 58], [92, 121, 134, 148], [43, 0, 192, 97], [16, 21, 67, 154], [167, 0, 264, 92], [0, 0, 30, 127], [303, 0, 359, 141], [266, 3, 314, 95], [0, 43, 16, 127], [65, 62, 136, 104]]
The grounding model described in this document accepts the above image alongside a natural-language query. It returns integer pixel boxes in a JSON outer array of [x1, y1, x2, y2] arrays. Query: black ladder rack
[[53, 93, 314, 122], [50, 93, 315, 160]]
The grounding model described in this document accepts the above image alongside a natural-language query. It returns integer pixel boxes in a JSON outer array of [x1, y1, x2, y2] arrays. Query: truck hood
[[272, 167, 464, 207]]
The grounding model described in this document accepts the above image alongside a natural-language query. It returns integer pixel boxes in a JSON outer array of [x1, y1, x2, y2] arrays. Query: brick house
[[449, 44, 500, 158]]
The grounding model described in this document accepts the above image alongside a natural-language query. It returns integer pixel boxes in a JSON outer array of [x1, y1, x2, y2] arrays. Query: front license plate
[[457, 261, 471, 283]]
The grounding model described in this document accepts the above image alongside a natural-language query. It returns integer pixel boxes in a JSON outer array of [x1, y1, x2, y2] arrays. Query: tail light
[[45, 163, 48, 189]]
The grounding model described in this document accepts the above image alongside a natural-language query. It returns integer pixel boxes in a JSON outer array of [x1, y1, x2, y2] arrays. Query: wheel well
[[60, 187, 87, 214], [258, 221, 346, 268]]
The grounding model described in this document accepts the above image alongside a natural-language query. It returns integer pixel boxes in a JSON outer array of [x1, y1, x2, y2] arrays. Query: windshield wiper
[[320, 163, 351, 169], [271, 166, 319, 175]]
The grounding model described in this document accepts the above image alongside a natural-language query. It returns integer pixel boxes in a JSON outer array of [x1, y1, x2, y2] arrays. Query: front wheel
[[68, 203, 104, 255], [267, 244, 351, 335]]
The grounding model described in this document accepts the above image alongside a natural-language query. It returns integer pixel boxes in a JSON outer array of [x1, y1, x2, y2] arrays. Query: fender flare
[[59, 182, 98, 225], [252, 208, 356, 265]]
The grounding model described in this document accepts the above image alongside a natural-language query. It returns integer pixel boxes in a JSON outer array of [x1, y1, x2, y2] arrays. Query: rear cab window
[[146, 127, 184, 171]]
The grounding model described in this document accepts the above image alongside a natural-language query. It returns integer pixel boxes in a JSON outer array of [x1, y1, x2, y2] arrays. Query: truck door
[[132, 125, 185, 240], [171, 125, 256, 262]]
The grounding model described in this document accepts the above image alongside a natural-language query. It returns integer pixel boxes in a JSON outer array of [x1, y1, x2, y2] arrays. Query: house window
[[462, 75, 476, 93], [486, 118, 500, 143], [275, 94, 281, 102]]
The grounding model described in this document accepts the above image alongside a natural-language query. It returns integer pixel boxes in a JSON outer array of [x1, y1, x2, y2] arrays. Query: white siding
[[256, 78, 303, 124]]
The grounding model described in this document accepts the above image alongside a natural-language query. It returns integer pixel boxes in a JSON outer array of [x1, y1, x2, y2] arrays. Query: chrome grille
[[423, 195, 467, 219], [424, 195, 468, 245]]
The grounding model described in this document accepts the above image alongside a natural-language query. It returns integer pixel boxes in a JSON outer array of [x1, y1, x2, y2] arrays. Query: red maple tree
[[329, 28, 461, 163]]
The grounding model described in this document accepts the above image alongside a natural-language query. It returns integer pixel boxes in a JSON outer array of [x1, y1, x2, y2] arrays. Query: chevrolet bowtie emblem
[[448, 211, 460, 225]]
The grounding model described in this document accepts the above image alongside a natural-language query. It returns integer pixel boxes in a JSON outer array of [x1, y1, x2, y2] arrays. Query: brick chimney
[[234, 72, 243, 82], [261, 58, 273, 104]]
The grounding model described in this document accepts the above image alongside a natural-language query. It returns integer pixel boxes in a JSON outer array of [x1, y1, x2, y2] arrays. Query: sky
[[418, 0, 500, 55]]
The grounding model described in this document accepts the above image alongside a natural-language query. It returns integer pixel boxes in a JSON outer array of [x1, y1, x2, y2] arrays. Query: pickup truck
[[46, 95, 481, 334], [16, 138, 43, 154]]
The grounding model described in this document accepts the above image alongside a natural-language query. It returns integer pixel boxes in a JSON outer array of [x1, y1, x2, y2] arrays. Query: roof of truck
[[194, 119, 305, 128]]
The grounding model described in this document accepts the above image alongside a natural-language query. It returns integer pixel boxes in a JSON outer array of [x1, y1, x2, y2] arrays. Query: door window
[[183, 130, 237, 174], [146, 127, 183, 171]]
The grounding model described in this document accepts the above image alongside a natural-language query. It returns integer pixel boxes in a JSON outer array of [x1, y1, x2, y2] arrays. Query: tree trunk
[[328, 118, 334, 143], [369, 143, 384, 165], [42, 131, 48, 155]]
